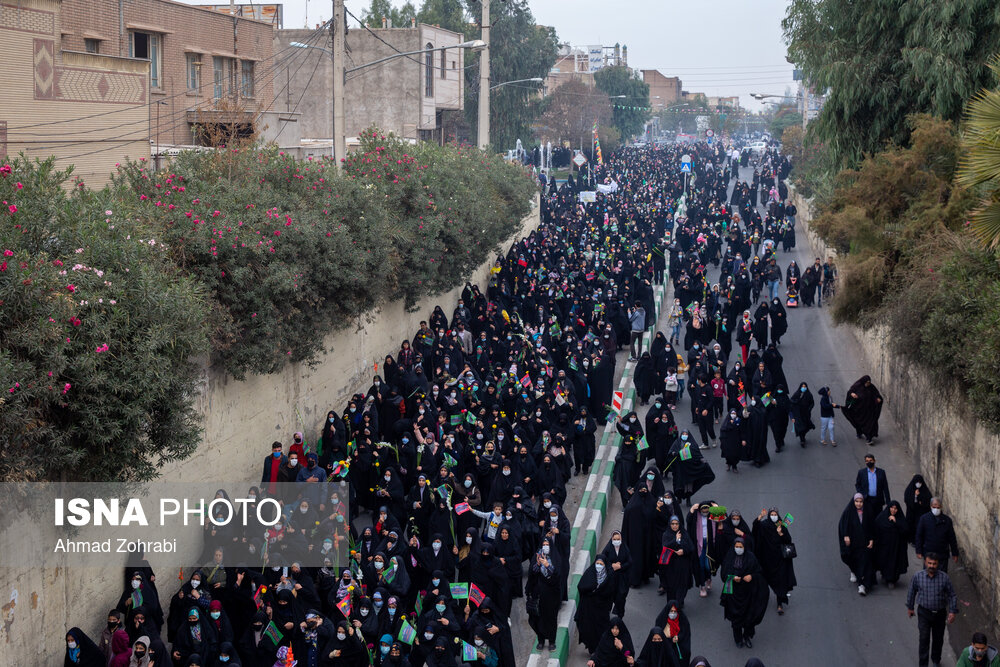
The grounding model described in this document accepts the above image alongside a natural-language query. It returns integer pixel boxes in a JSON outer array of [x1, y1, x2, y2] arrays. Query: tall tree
[[958, 60, 1000, 249], [783, 0, 1000, 168], [361, 0, 417, 28], [537, 79, 614, 148], [594, 66, 650, 140], [463, 0, 559, 150], [417, 0, 468, 34]]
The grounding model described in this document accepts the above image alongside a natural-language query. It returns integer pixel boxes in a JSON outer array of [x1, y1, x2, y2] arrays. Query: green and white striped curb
[[527, 281, 668, 665]]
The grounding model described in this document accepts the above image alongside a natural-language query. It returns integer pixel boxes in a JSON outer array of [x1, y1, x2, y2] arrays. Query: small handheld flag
[[469, 583, 485, 607], [449, 582, 469, 599], [462, 640, 479, 661], [398, 617, 417, 645], [263, 620, 284, 645]]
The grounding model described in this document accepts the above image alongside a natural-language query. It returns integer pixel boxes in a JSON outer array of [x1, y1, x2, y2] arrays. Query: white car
[[749, 141, 769, 154]]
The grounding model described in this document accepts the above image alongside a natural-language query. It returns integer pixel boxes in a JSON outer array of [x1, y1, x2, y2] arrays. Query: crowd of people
[[63, 138, 992, 667]]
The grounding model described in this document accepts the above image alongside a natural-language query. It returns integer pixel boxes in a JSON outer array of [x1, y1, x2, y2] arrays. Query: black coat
[[751, 517, 796, 599], [874, 503, 909, 583], [718, 548, 768, 629], [915, 512, 960, 561], [854, 467, 890, 510], [574, 564, 617, 653]]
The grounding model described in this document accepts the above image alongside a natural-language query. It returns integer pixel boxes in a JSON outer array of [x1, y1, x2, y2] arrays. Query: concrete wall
[[793, 188, 1000, 635], [0, 195, 539, 660], [274, 24, 464, 142]]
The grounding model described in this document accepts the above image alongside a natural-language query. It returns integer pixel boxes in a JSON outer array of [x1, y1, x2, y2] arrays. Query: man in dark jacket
[[855, 454, 890, 516], [915, 498, 960, 572]]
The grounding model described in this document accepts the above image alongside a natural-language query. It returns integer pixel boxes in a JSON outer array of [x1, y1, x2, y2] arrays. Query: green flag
[[679, 444, 692, 461], [397, 617, 417, 645], [263, 620, 284, 645]]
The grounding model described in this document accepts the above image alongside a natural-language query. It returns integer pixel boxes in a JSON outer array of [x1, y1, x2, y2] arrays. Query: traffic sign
[[573, 153, 588, 167], [611, 391, 623, 415], [680, 162, 692, 173], [681, 154, 692, 164], [707, 136, 714, 146], [706, 129, 714, 137]]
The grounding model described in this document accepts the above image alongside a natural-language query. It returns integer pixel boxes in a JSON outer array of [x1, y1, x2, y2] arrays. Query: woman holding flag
[[718, 537, 769, 649]]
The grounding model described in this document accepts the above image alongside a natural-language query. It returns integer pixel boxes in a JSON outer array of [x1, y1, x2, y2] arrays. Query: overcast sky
[[182, 0, 795, 109]]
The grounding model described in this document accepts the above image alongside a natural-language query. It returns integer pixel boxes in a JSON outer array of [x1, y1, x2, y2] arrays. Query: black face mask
[[134, 650, 146, 658], [253, 624, 264, 631], [107, 621, 118, 630]]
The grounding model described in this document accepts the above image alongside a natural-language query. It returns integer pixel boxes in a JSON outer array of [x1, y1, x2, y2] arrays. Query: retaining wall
[[0, 196, 540, 660], [793, 188, 1000, 636]]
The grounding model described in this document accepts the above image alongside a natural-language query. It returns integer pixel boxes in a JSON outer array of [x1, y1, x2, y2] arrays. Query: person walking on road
[[874, 500, 909, 589], [629, 301, 647, 362], [839, 493, 877, 596], [904, 474, 933, 544], [788, 381, 815, 448], [906, 553, 958, 667], [843, 375, 883, 445], [751, 507, 796, 616], [718, 537, 769, 649], [915, 498, 960, 572], [817, 386, 841, 446], [956, 632, 1000, 667], [854, 454, 890, 517]]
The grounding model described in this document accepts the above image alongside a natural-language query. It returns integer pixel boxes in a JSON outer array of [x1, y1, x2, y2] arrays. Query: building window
[[130, 32, 161, 88], [241, 60, 255, 98], [213, 56, 233, 99], [440, 47, 446, 80], [186, 54, 201, 92], [84, 38, 100, 54], [424, 43, 434, 97]]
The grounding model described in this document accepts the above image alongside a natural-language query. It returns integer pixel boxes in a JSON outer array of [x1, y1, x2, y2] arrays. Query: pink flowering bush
[[0, 156, 209, 482], [117, 133, 534, 378]]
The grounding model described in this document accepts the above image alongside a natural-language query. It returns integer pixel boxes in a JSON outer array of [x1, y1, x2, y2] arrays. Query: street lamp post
[[477, 0, 490, 150], [489, 77, 543, 91]]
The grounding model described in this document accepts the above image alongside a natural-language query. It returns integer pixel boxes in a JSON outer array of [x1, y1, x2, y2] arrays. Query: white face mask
[[474, 638, 484, 647], [424, 633, 434, 641], [931, 507, 941, 516], [734, 547, 745, 555], [770, 515, 779, 523], [668, 611, 678, 620], [541, 545, 550, 555], [289, 458, 298, 466], [67, 641, 77, 650], [612, 539, 621, 548], [190, 580, 200, 589], [915, 482, 922, 488], [337, 633, 346, 641], [732, 518, 740, 526], [374, 561, 384, 571], [466, 536, 473, 545], [360, 609, 369, 617], [543, 501, 551, 509], [131, 580, 141, 590], [432, 542, 441, 552]]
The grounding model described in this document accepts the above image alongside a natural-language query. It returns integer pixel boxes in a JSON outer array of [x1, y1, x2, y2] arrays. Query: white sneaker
[[858, 585, 866, 596], [849, 573, 857, 583], [698, 443, 709, 450], [710, 440, 717, 448]]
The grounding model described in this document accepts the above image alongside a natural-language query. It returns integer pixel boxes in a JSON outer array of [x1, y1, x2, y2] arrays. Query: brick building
[[60, 0, 275, 148], [641, 70, 682, 108], [0, 0, 149, 186]]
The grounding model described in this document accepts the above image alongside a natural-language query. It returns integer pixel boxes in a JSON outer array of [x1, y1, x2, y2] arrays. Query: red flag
[[469, 583, 486, 607], [253, 584, 268, 609], [336, 594, 352, 618]]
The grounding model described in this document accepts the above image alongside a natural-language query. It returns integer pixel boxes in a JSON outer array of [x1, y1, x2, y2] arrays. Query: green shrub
[[0, 157, 210, 482]]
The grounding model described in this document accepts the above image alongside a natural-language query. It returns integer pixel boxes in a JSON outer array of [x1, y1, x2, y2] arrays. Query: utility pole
[[476, 0, 490, 149], [331, 0, 346, 168], [802, 85, 809, 131]]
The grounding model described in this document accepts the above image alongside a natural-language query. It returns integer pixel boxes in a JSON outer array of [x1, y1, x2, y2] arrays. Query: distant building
[[0, 0, 149, 186], [707, 96, 740, 110], [274, 24, 465, 145], [641, 70, 682, 108], [60, 0, 277, 152], [544, 41, 630, 97]]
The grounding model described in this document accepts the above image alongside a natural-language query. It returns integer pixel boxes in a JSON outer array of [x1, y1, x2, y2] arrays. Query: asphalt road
[[561, 162, 975, 667]]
